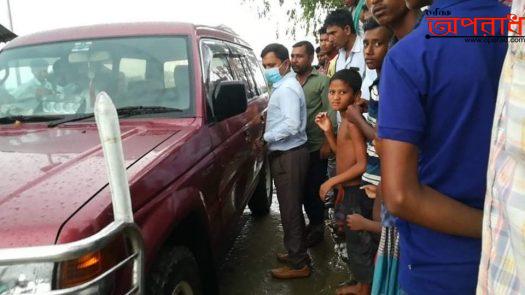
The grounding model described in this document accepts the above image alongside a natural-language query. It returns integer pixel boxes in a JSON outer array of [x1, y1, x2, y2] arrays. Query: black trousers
[[304, 150, 328, 226], [270, 145, 310, 268]]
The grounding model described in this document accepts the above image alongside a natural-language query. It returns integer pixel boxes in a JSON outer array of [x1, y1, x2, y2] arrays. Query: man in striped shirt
[[478, 0, 525, 293]]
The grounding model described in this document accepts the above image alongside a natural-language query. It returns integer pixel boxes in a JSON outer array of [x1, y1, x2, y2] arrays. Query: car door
[[242, 47, 270, 188], [226, 43, 270, 214], [243, 50, 270, 180], [200, 39, 251, 234]]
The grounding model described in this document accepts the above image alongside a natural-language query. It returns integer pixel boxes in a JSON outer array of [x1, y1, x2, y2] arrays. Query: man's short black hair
[[292, 41, 315, 56], [330, 69, 362, 93], [363, 18, 381, 32], [318, 26, 327, 35], [316, 46, 321, 54], [260, 43, 289, 62], [324, 9, 355, 34], [363, 18, 393, 40]]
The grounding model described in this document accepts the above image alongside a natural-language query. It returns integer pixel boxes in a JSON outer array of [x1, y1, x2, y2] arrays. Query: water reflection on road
[[219, 191, 349, 295]]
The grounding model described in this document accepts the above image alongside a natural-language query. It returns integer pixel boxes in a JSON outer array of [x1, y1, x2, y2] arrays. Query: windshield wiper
[[48, 106, 182, 128], [48, 113, 96, 128], [0, 115, 65, 125], [115, 106, 183, 118]]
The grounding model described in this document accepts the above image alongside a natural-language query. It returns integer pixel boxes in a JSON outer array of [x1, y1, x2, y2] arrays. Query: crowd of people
[[259, 0, 524, 294]]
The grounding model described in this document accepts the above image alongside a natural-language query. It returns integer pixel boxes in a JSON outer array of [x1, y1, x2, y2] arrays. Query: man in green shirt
[[291, 41, 331, 247]]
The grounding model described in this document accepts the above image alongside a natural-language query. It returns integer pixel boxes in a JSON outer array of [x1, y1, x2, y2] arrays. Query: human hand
[[346, 213, 368, 231], [315, 112, 332, 132], [319, 179, 334, 201], [361, 184, 377, 199], [345, 104, 363, 124], [356, 98, 367, 113]]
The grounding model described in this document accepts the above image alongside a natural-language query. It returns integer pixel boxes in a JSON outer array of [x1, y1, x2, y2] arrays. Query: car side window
[[201, 40, 234, 98], [201, 39, 237, 121], [246, 53, 268, 95], [229, 56, 256, 100]]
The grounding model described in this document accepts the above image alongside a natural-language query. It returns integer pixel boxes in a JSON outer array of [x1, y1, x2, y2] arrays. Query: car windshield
[[0, 36, 193, 119]]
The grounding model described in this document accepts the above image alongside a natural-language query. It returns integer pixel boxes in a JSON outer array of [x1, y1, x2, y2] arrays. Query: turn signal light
[[56, 236, 126, 289], [58, 251, 105, 288]]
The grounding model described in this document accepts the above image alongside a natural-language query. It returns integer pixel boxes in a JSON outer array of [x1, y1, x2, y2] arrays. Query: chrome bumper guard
[[0, 220, 144, 294]]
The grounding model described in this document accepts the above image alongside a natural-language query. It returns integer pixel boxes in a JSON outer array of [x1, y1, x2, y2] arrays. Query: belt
[[269, 143, 307, 158]]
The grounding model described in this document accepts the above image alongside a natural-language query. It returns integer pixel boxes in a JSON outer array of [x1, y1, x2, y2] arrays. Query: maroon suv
[[0, 22, 271, 294]]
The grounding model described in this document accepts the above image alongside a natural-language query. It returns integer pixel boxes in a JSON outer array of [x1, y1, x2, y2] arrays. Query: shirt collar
[[298, 68, 320, 86], [338, 35, 363, 56], [327, 51, 338, 61], [310, 67, 320, 76], [273, 71, 295, 88], [431, 0, 472, 10]]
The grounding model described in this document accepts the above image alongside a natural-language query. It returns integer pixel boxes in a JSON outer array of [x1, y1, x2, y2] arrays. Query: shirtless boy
[[315, 69, 376, 295]]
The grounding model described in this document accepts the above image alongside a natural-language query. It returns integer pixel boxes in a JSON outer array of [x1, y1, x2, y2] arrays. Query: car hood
[[0, 122, 183, 248]]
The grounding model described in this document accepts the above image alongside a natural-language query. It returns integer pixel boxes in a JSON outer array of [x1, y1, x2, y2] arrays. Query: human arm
[[346, 213, 382, 233], [378, 53, 482, 238], [318, 77, 333, 159], [373, 186, 382, 222], [380, 139, 482, 238], [320, 141, 332, 159], [345, 104, 376, 142], [315, 112, 337, 153], [263, 86, 302, 143]]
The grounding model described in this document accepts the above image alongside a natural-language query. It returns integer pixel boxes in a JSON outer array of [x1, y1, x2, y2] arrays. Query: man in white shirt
[[261, 43, 311, 279], [325, 8, 376, 101]]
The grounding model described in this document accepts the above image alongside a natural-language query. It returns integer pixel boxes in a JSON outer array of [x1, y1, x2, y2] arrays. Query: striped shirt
[[362, 78, 380, 186], [477, 0, 525, 293]]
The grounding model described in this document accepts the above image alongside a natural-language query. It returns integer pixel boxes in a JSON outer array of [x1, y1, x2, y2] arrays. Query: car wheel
[[248, 158, 273, 216], [147, 246, 202, 295]]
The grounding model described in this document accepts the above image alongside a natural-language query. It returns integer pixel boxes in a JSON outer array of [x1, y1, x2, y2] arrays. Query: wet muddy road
[[219, 192, 349, 295]]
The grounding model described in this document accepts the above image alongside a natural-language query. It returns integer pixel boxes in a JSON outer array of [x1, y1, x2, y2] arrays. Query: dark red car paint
[[0, 22, 268, 280]]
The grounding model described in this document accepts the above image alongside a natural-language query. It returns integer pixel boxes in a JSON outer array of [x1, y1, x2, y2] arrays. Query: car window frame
[[200, 38, 238, 123], [226, 43, 259, 101]]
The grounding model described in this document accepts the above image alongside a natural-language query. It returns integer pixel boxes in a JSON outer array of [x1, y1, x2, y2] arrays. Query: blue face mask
[[264, 63, 284, 85]]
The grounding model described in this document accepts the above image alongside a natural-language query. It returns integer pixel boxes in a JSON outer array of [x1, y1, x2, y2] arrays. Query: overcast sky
[[0, 0, 318, 58]]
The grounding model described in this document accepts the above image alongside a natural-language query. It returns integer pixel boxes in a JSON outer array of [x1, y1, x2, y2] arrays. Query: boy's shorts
[[340, 185, 379, 284]]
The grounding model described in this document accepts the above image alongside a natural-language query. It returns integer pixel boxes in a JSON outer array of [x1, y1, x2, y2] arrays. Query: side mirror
[[212, 80, 247, 121]]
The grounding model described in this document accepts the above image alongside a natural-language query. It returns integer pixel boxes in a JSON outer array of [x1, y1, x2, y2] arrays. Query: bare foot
[[336, 284, 359, 295], [335, 283, 371, 295]]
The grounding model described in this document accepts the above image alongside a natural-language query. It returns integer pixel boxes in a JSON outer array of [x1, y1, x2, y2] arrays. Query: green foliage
[[244, 0, 345, 38]]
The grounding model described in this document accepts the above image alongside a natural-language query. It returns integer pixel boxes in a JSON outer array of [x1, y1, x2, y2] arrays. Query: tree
[[243, 0, 346, 38]]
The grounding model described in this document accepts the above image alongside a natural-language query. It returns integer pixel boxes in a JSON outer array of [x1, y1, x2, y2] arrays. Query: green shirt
[[299, 68, 330, 152]]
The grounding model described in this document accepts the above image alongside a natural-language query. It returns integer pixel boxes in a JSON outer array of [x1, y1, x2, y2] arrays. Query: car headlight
[[0, 263, 53, 294]]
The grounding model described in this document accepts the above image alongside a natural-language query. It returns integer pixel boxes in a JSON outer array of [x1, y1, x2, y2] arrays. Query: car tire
[[147, 246, 202, 295], [248, 158, 273, 216]]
